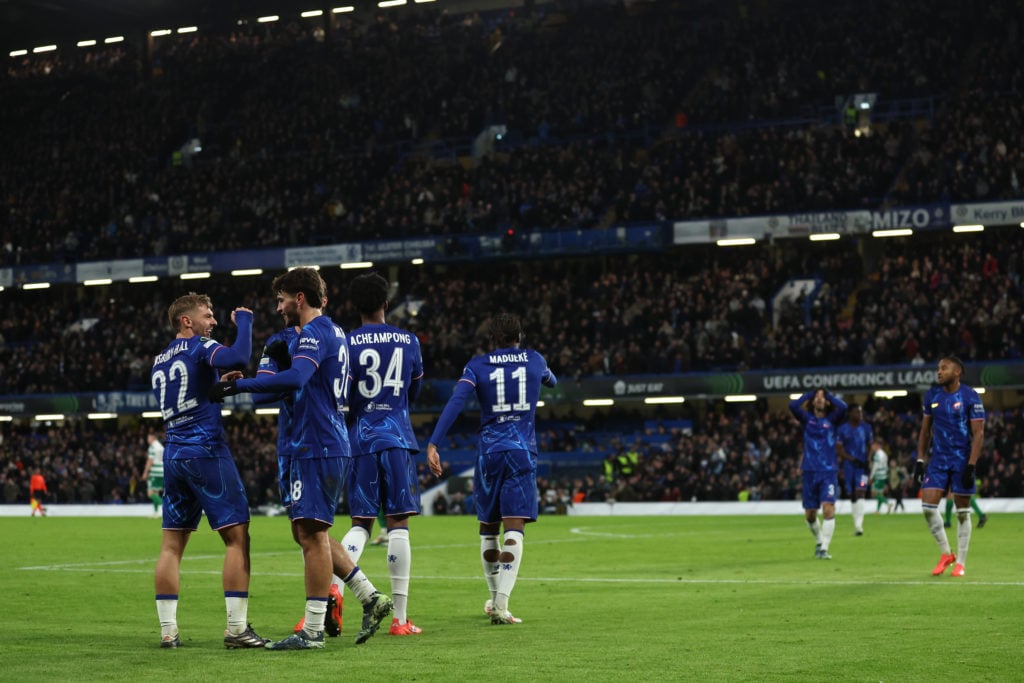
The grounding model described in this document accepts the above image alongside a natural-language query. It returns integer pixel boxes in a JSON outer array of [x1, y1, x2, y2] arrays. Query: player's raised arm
[[209, 307, 253, 370]]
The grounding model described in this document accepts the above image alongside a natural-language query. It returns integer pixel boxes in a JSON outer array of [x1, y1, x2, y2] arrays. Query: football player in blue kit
[[915, 356, 985, 577], [210, 268, 392, 649], [426, 314, 556, 625], [150, 292, 268, 650], [789, 388, 848, 560], [339, 273, 425, 636]]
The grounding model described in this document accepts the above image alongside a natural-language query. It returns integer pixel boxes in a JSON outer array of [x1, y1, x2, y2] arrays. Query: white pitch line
[[15, 564, 1024, 588]]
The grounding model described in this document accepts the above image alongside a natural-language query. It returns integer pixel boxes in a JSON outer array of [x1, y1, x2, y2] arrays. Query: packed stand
[[3, 402, 1021, 508], [3, 0, 1020, 266]]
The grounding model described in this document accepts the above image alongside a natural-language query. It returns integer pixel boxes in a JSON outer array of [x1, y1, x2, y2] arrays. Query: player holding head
[[339, 273, 425, 636], [151, 292, 268, 649], [210, 268, 392, 649], [142, 432, 165, 518], [914, 355, 985, 577], [835, 404, 872, 535], [789, 388, 848, 560], [426, 313, 557, 625]]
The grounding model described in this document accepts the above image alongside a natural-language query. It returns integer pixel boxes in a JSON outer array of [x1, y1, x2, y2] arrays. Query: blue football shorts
[[474, 448, 538, 524], [163, 442, 250, 531], [347, 447, 422, 519]]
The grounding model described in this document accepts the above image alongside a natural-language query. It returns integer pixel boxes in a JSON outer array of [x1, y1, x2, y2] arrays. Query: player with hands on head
[[916, 355, 985, 577], [789, 388, 847, 560], [150, 293, 269, 650], [426, 314, 556, 625]]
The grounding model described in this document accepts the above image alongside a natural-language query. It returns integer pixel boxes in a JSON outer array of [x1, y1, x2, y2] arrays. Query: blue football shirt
[[347, 323, 423, 456], [789, 390, 848, 472], [922, 384, 985, 466]]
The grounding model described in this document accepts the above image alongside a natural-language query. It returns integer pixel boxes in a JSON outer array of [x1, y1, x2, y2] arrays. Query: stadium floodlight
[[0, 285, 5, 292], [716, 237, 756, 247], [83, 278, 113, 286], [976, 387, 986, 395], [874, 390, 908, 399], [809, 233, 840, 242], [340, 261, 373, 270], [77, 40, 97, 47], [231, 268, 264, 277], [1020, 222, 1024, 229], [378, 0, 407, 7], [332, 5, 355, 12], [33, 45, 57, 53], [255, 407, 280, 415], [582, 399, 614, 407], [301, 9, 324, 17], [0, 416, 12, 422], [87, 413, 118, 420], [177, 26, 198, 33], [536, 400, 545, 408], [411, 258, 424, 265], [644, 396, 685, 405], [9, 49, 29, 57], [104, 36, 125, 43], [23, 282, 51, 290], [789, 393, 803, 400], [34, 414, 65, 421], [141, 411, 163, 419], [180, 272, 211, 280], [872, 229, 913, 238], [257, 15, 280, 23], [221, 409, 233, 417], [129, 275, 158, 283], [952, 224, 984, 233], [414, 0, 437, 3], [724, 394, 757, 402], [288, 265, 320, 271], [150, 29, 173, 37]]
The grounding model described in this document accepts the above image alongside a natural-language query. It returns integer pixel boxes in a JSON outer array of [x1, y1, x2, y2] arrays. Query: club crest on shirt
[[953, 401, 962, 411]]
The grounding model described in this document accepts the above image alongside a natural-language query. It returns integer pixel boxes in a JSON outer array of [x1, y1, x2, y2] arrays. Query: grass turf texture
[[1, 513, 1020, 681]]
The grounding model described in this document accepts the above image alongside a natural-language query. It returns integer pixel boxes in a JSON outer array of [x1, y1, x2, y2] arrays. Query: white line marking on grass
[[19, 562, 1024, 588]]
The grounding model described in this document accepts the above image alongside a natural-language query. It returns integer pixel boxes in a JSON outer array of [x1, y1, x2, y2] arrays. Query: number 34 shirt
[[429, 346, 556, 456]]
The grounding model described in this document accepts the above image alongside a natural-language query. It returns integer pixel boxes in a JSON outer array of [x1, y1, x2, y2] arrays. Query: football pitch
[[1, 512, 1020, 682]]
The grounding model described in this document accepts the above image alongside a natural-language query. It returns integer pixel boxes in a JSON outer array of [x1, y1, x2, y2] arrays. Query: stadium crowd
[[2, 0, 1022, 265], [2, 226, 1023, 395], [3, 0, 1024, 512], [3, 400, 1022, 509]]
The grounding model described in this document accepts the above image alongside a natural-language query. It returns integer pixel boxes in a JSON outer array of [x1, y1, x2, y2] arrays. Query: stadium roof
[[0, 0, 293, 51]]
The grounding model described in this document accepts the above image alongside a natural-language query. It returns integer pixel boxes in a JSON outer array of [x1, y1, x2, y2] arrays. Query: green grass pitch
[[1, 512, 1020, 681]]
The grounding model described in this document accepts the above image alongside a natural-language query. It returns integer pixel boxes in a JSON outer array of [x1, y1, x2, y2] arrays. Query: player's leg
[[943, 495, 954, 528], [155, 456, 202, 648], [817, 474, 837, 558], [194, 453, 266, 647], [476, 453, 502, 613], [846, 463, 865, 535], [921, 472, 955, 575], [970, 495, 987, 527], [269, 457, 340, 650], [155, 529, 189, 648], [802, 472, 823, 556], [949, 466, 977, 576], [490, 449, 537, 623], [380, 448, 422, 635]]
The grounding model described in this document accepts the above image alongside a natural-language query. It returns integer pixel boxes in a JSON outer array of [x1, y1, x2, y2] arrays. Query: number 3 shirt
[[429, 346, 556, 456]]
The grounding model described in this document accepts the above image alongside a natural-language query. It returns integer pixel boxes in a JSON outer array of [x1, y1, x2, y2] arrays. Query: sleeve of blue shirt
[[826, 391, 848, 422], [209, 310, 253, 370], [428, 379, 475, 447], [789, 390, 814, 422], [234, 356, 316, 394]]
